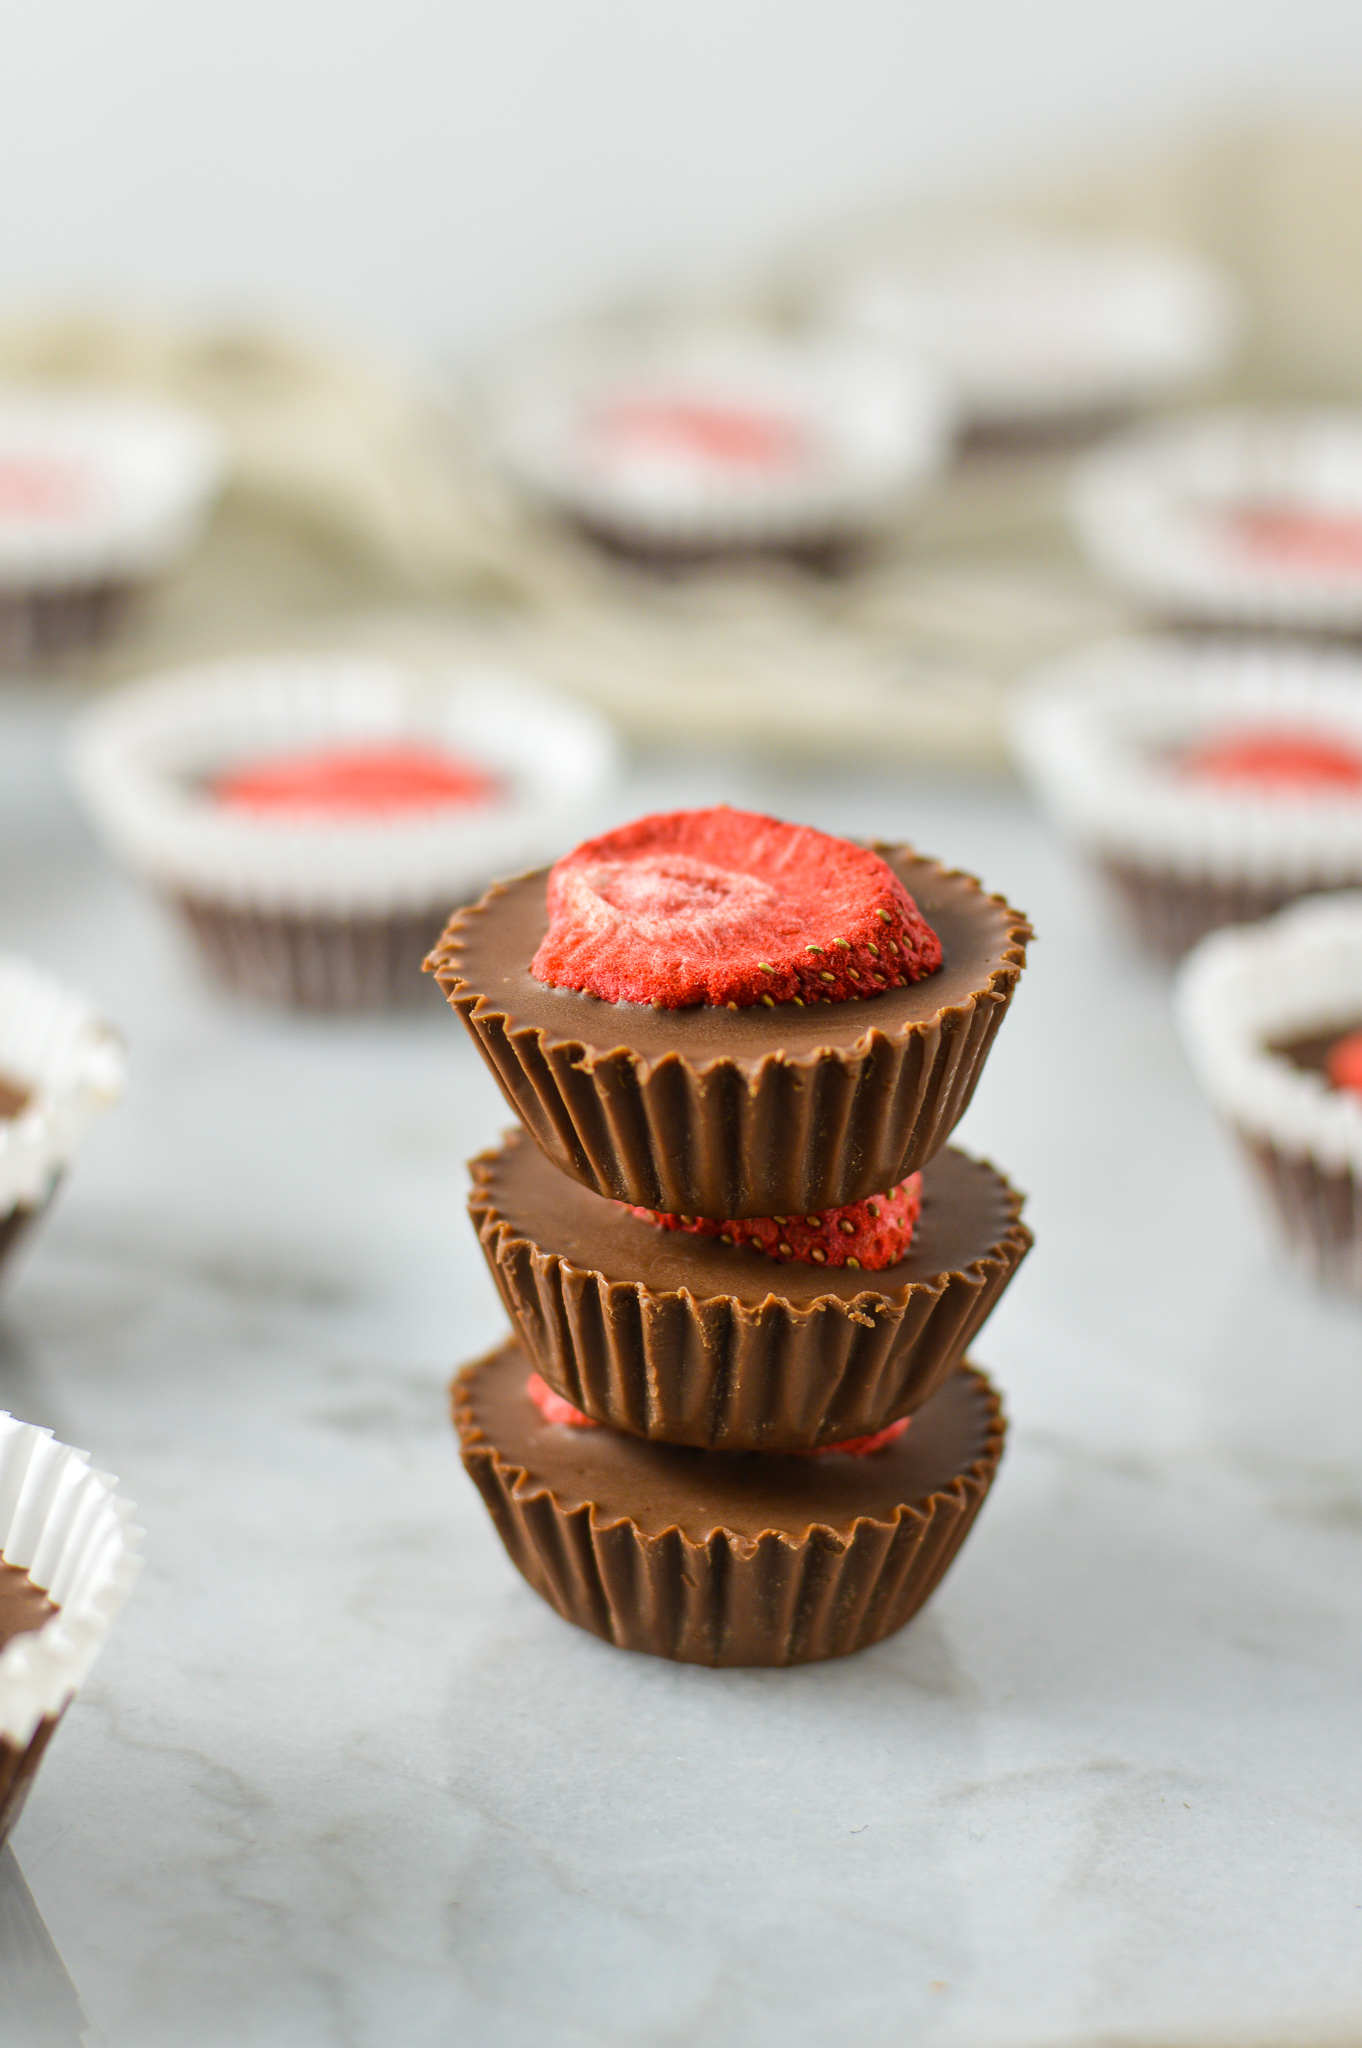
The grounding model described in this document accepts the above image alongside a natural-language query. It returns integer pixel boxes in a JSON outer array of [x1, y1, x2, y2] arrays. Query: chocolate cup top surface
[[1269, 1022, 1362, 1081], [433, 845, 1028, 1074], [455, 1337, 1002, 1543], [471, 1125, 1023, 1311], [0, 1560, 55, 1646], [0, 1074, 29, 1120]]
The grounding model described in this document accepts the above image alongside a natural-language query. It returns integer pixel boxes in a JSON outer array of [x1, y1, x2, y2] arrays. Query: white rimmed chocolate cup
[[67, 654, 622, 1013], [0, 956, 125, 1287], [1012, 637, 1362, 959], [1177, 893, 1362, 1293], [0, 1414, 143, 1846]]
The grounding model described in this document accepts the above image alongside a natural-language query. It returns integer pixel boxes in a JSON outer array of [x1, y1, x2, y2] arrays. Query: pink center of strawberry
[[1327, 1030, 1362, 1096], [0, 457, 88, 522], [1177, 729, 1362, 793], [524, 1372, 910, 1455], [531, 807, 942, 1009], [587, 400, 806, 473], [629, 1173, 922, 1272], [1226, 505, 1362, 572], [212, 745, 502, 817]]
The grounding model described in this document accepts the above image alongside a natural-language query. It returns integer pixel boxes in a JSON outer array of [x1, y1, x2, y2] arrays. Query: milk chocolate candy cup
[[1176, 895, 1362, 1294], [1099, 861, 1308, 963], [470, 1129, 1030, 1449], [453, 1337, 1005, 1667], [175, 898, 449, 1012], [430, 846, 1030, 1218]]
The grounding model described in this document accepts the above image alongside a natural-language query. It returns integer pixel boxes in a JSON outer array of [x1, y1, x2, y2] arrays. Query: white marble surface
[[1, 681, 1361, 2048]]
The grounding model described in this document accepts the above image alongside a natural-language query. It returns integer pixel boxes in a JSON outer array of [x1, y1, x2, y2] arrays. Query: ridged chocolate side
[[0, 584, 135, 669], [430, 847, 1030, 1216], [1099, 861, 1329, 961], [469, 1142, 1031, 1449], [452, 1349, 1006, 1667], [176, 897, 451, 1013], [0, 1202, 44, 1288], [1239, 1132, 1362, 1295], [0, 1717, 60, 1850]]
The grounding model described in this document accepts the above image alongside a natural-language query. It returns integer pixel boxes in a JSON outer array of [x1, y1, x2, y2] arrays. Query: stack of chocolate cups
[[432, 820, 1031, 1666]]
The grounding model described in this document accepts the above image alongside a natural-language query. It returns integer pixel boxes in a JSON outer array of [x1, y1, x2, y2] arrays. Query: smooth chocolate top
[[474, 1127, 1024, 1307], [459, 1337, 1000, 1539], [440, 847, 1028, 1068], [0, 1559, 55, 1648], [1270, 1025, 1360, 1082], [0, 1075, 29, 1120]]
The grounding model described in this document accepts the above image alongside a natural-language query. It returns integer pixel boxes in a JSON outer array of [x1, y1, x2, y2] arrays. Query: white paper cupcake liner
[[0, 957, 125, 1219], [1070, 410, 1362, 630], [0, 1414, 142, 1750], [489, 322, 952, 552], [1176, 895, 1362, 1180], [66, 654, 623, 918], [822, 229, 1237, 431], [0, 389, 223, 590], [1010, 637, 1362, 889]]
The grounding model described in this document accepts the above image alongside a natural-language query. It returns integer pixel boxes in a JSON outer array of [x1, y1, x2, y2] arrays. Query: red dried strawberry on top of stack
[[431, 806, 1032, 1666]]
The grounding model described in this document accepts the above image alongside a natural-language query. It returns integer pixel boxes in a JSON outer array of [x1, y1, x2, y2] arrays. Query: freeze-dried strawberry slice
[[1178, 728, 1362, 793], [530, 807, 942, 1009], [1327, 1030, 1362, 1096], [524, 1372, 911, 1455], [629, 1173, 922, 1272]]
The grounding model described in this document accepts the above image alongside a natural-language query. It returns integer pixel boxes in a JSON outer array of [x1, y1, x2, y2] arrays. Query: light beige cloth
[[8, 120, 1360, 763]]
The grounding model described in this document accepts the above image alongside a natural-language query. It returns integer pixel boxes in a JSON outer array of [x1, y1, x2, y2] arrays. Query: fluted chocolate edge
[[1099, 861, 1320, 962], [0, 1716, 61, 1850], [452, 1359, 1006, 1666], [1238, 1131, 1362, 1295], [175, 896, 451, 1012], [469, 1146, 1031, 1448], [429, 852, 1031, 1214]]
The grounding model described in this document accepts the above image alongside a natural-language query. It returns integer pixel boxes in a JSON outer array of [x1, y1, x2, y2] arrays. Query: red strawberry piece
[[526, 1371, 596, 1427], [524, 1373, 911, 1456], [628, 1173, 922, 1272], [1177, 729, 1362, 793], [530, 807, 942, 1009], [213, 745, 501, 817], [1327, 1030, 1362, 1097]]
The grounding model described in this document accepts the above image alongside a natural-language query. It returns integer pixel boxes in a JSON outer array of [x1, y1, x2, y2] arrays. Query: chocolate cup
[[470, 1128, 1030, 1448], [175, 897, 452, 1013], [429, 846, 1030, 1216], [0, 583, 137, 670], [1239, 1132, 1362, 1295], [452, 1337, 1006, 1666], [1099, 859, 1336, 962], [0, 1716, 61, 1850]]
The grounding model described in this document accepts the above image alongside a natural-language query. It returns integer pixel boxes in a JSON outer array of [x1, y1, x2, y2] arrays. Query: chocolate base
[[1236, 1021, 1362, 1294], [453, 1336, 1005, 1665], [565, 512, 873, 580], [430, 845, 1030, 1216], [0, 1716, 61, 1850], [176, 897, 454, 1013], [0, 583, 137, 670], [471, 1128, 1030, 1448], [0, 1559, 61, 1849], [1239, 1131, 1362, 1295], [1099, 860, 1337, 961]]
